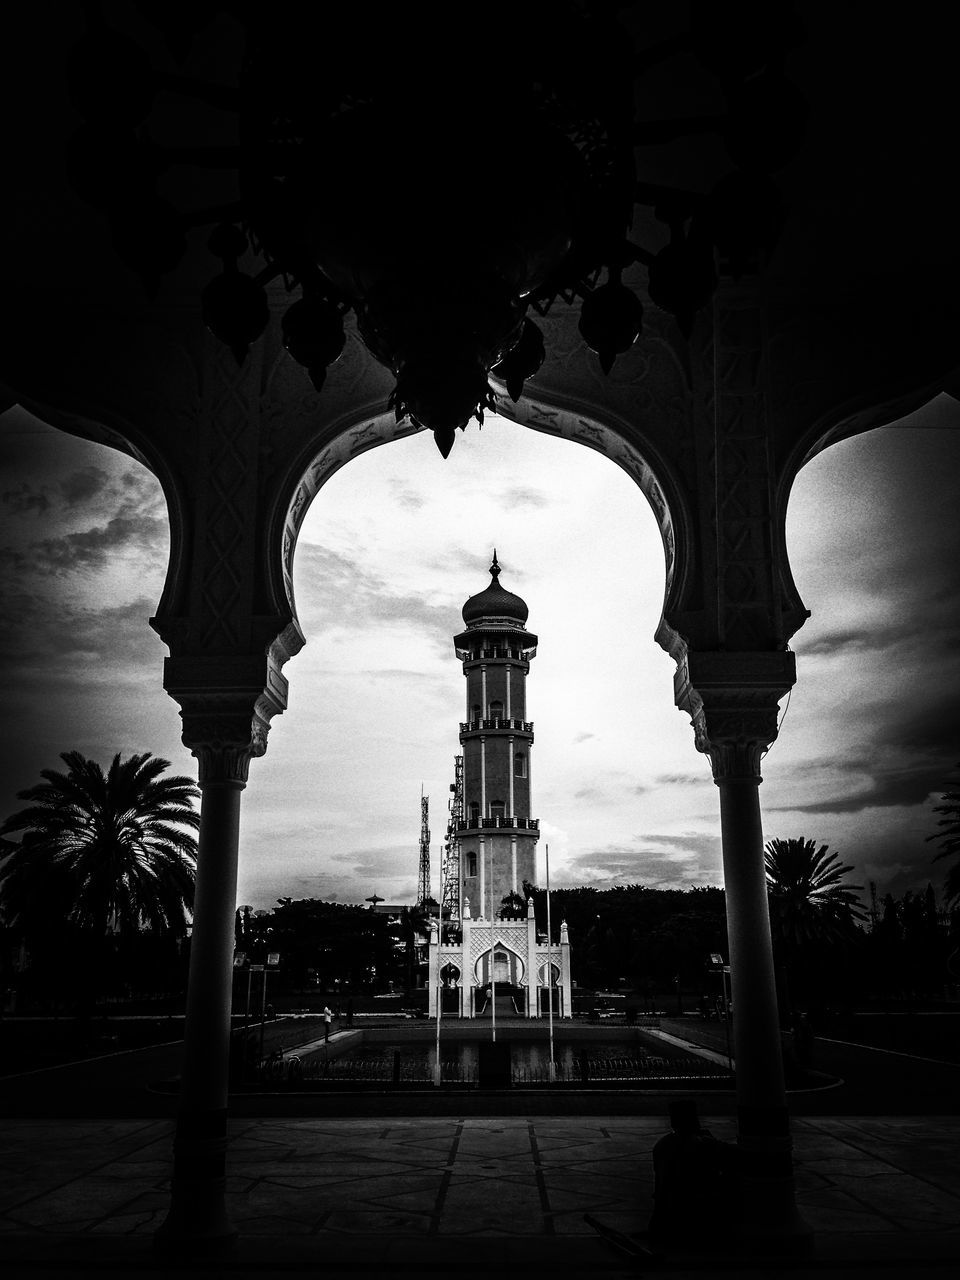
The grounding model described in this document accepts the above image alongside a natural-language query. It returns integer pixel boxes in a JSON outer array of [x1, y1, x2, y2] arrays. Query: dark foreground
[[0, 1017, 958, 1275]]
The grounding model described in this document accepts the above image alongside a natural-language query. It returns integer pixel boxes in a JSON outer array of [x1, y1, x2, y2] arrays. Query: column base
[[154, 1184, 238, 1257], [734, 1118, 814, 1257], [154, 1108, 237, 1256], [733, 1174, 814, 1256]]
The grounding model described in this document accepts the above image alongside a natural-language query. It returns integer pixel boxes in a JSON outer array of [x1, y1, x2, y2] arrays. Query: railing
[[456, 816, 539, 832], [459, 717, 533, 733]]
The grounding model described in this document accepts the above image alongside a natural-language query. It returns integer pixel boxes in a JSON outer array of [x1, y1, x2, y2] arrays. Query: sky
[[1, 398, 959, 913]]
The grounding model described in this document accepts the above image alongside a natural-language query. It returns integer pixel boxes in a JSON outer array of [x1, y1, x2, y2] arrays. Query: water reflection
[[298, 1036, 724, 1083]]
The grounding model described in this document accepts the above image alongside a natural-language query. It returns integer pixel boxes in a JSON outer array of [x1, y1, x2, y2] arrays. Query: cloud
[[560, 832, 724, 890], [494, 486, 552, 510], [295, 543, 457, 642], [1, 482, 51, 515], [386, 481, 427, 512], [878, 700, 960, 757], [0, 593, 165, 670], [359, 668, 447, 684], [28, 511, 168, 575], [573, 732, 595, 744], [654, 772, 712, 786], [59, 465, 111, 508], [0, 464, 167, 578], [329, 845, 412, 872]]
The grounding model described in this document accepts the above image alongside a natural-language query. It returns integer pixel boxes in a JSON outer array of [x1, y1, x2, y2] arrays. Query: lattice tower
[[441, 755, 463, 920], [416, 793, 431, 905]]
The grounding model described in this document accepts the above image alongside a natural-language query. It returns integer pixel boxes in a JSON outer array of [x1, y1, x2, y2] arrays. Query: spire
[[490, 549, 500, 580]]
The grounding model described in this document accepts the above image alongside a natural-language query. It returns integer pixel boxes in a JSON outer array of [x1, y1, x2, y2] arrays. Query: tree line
[[2, 751, 959, 1016]]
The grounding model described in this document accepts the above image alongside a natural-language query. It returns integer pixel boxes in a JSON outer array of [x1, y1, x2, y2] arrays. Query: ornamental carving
[[674, 650, 796, 783], [163, 650, 290, 783]]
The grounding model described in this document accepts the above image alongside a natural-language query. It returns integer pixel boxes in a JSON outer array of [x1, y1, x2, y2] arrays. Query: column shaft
[[717, 777, 786, 1113], [156, 769, 244, 1251]]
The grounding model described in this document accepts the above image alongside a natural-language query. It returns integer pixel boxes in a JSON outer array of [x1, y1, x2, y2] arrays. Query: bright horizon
[[1, 398, 959, 913]]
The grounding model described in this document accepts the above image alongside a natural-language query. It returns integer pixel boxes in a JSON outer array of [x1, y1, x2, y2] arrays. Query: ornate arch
[[272, 377, 696, 667], [774, 369, 960, 638]]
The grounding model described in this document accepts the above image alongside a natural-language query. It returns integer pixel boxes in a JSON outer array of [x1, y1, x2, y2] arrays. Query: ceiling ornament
[[63, 3, 805, 456]]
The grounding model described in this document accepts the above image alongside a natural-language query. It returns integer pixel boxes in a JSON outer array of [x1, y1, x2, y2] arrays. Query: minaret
[[453, 552, 539, 919]]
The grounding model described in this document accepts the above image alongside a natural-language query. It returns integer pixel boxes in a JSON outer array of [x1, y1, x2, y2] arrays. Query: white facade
[[426, 899, 572, 1019]]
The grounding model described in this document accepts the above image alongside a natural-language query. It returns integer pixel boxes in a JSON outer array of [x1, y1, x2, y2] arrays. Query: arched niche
[[475, 944, 524, 987]]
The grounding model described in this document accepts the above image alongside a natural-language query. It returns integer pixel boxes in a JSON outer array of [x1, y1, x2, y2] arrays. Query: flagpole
[[489, 853, 496, 1043], [545, 842, 555, 1081]]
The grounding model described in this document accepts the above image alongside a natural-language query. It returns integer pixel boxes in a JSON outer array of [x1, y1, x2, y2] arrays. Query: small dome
[[461, 552, 529, 625]]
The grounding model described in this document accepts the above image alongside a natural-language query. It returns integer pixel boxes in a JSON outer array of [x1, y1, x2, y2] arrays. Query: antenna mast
[[441, 755, 463, 920], [417, 791, 431, 905]]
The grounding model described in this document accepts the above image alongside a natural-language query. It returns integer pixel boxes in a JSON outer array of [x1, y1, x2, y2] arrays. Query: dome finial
[[490, 548, 500, 580]]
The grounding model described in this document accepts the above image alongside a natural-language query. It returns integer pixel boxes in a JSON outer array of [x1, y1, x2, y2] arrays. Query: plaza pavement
[[0, 1019, 958, 1277]]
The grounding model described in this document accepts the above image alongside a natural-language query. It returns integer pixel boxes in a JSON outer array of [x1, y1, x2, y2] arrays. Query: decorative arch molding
[[474, 942, 525, 987], [784, 372, 960, 485], [274, 378, 696, 667], [774, 370, 960, 634], [492, 384, 694, 659], [0, 384, 190, 645], [271, 402, 425, 626]]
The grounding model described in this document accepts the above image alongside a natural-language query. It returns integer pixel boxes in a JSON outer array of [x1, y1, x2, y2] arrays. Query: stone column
[[559, 921, 572, 1019], [676, 650, 811, 1252], [427, 920, 440, 1018], [154, 653, 289, 1253], [462, 914, 473, 1018], [526, 899, 537, 1017]]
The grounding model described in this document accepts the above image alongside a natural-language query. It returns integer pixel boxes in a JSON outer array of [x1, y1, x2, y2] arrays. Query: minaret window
[[465, 851, 477, 877], [471, 703, 481, 721], [489, 699, 503, 722], [490, 800, 505, 821], [514, 753, 527, 777], [468, 801, 480, 826]]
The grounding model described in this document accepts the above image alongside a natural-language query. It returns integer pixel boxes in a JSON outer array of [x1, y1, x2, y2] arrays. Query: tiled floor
[[1, 1113, 958, 1270]]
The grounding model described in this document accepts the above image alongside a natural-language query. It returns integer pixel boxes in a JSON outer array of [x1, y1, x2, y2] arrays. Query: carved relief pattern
[[164, 651, 290, 783], [500, 395, 679, 594], [469, 927, 526, 968], [674, 652, 796, 782], [197, 343, 259, 650], [713, 288, 781, 650], [279, 411, 409, 608]]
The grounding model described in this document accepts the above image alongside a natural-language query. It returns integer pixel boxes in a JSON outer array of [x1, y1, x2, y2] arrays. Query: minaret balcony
[[459, 716, 533, 735], [458, 648, 534, 667], [456, 816, 540, 833]]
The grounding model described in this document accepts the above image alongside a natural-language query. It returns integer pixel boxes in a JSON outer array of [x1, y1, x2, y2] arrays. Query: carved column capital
[[163, 650, 289, 785], [675, 649, 796, 784]]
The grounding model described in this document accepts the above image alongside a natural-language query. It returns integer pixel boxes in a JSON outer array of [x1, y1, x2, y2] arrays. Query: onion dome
[[461, 551, 529, 625]]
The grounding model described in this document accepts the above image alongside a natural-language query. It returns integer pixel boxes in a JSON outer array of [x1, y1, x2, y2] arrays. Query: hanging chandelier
[[63, 3, 805, 456]]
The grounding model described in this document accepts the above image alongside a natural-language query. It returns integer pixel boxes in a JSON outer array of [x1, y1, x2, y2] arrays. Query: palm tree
[[926, 763, 960, 904], [764, 837, 868, 1027], [398, 901, 433, 992], [0, 751, 199, 940], [764, 837, 868, 948]]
